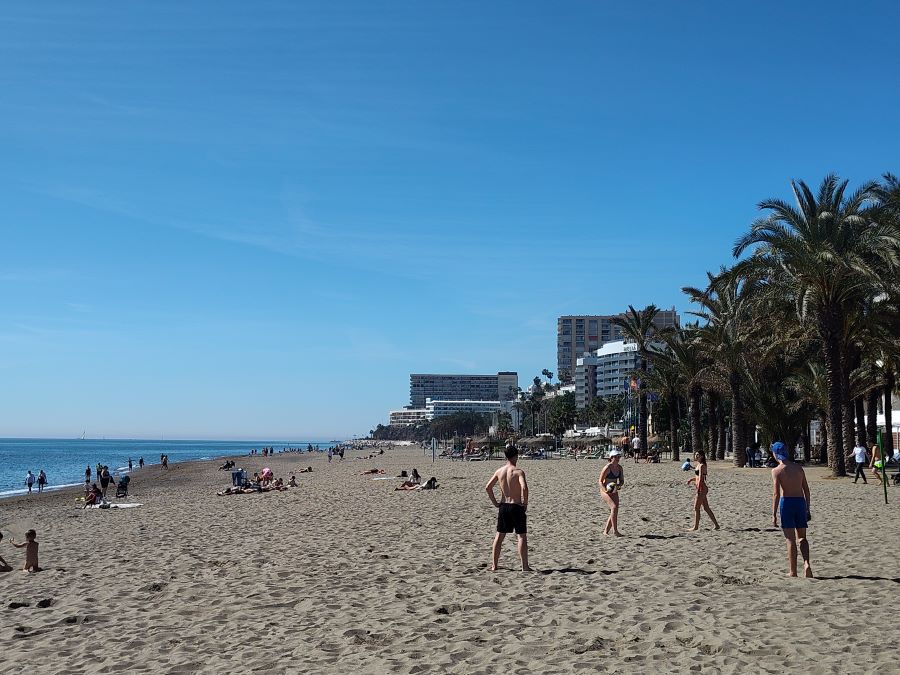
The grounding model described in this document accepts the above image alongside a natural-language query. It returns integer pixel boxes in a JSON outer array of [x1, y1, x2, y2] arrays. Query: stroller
[[115, 475, 131, 499]]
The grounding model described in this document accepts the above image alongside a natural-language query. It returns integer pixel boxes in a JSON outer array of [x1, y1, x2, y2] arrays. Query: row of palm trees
[[620, 173, 900, 476]]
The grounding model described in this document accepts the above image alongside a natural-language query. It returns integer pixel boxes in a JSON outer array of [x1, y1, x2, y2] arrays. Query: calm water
[[0, 438, 338, 497]]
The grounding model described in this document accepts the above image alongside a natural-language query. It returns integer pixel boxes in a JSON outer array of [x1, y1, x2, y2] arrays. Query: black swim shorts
[[497, 503, 527, 535]]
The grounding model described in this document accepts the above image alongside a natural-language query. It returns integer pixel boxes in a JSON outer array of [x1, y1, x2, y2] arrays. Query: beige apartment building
[[557, 308, 679, 383]]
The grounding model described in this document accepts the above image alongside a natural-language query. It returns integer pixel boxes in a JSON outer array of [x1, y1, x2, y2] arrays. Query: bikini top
[[606, 467, 622, 483]]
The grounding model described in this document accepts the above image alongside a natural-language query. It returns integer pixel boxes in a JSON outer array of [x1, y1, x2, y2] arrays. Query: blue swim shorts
[[779, 496, 808, 529]]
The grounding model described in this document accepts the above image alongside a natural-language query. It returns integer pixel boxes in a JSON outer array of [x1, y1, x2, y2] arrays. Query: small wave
[[0, 481, 84, 499]]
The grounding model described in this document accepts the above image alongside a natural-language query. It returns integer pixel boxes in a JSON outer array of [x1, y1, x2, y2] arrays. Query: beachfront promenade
[[1, 445, 895, 673]]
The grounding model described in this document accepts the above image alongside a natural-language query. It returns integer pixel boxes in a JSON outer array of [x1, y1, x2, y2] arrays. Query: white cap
[[609, 449, 622, 457]]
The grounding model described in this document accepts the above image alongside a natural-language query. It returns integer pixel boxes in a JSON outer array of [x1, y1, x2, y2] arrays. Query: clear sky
[[1, 1, 898, 439]]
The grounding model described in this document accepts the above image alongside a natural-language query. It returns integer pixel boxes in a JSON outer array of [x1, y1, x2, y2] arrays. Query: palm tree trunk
[[818, 415, 829, 464], [639, 360, 648, 456], [802, 422, 811, 463], [821, 317, 846, 476], [668, 393, 679, 462], [716, 402, 726, 460], [689, 385, 702, 455], [865, 387, 878, 447], [707, 392, 717, 460], [854, 397, 866, 447], [842, 373, 855, 470], [730, 370, 746, 467], [885, 371, 895, 459]]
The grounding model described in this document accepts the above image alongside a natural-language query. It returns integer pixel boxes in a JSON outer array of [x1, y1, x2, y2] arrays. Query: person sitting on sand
[[395, 468, 423, 490], [288, 476, 298, 487], [12, 529, 40, 573], [0, 532, 12, 571], [771, 441, 813, 578], [599, 449, 624, 536], [686, 450, 720, 531], [298, 467, 313, 473], [83, 483, 102, 508], [360, 469, 385, 475]]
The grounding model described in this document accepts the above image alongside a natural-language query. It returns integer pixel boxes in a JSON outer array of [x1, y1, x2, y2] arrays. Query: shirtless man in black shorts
[[485, 444, 532, 572]]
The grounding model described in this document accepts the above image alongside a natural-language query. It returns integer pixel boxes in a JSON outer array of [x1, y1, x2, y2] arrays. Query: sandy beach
[[1, 446, 897, 674]]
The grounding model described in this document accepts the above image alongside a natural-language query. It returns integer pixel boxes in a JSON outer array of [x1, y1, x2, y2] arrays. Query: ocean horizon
[[0, 437, 342, 497]]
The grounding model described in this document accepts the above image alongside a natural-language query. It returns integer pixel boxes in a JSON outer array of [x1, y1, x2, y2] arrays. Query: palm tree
[[732, 175, 892, 476], [644, 350, 683, 460], [612, 305, 661, 456], [661, 326, 708, 456], [683, 269, 759, 466]]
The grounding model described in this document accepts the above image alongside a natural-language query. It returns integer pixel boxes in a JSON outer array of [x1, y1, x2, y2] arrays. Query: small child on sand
[[12, 529, 40, 573]]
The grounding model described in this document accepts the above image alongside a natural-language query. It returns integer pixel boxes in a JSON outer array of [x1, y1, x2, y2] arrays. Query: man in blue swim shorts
[[771, 441, 813, 578]]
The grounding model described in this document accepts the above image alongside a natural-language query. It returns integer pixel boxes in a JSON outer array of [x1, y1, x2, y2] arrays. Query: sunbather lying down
[[298, 467, 313, 473], [217, 484, 289, 496], [360, 469, 385, 475], [396, 477, 439, 491]]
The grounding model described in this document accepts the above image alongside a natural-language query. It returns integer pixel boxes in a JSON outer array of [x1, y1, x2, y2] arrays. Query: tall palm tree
[[612, 305, 661, 455], [732, 175, 891, 476], [661, 326, 708, 456], [643, 351, 683, 461], [683, 269, 757, 466]]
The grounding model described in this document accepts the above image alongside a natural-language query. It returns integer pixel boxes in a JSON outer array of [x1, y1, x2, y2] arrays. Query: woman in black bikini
[[599, 449, 624, 536], [686, 450, 720, 531]]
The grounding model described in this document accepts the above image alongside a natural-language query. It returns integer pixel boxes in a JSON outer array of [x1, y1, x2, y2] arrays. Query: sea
[[0, 438, 340, 497]]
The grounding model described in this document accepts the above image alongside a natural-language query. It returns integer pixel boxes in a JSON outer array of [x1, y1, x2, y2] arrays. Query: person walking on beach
[[25, 471, 35, 494], [328, 448, 333, 463], [846, 442, 868, 484], [128, 458, 133, 471], [870, 444, 884, 486], [485, 444, 531, 572], [686, 451, 720, 531], [771, 441, 813, 578], [139, 457, 144, 469], [85, 466, 91, 482], [599, 449, 624, 536], [37, 470, 47, 494]]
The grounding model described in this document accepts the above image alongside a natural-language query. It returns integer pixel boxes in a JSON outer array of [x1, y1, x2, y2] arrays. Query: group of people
[[486, 441, 814, 578], [846, 441, 896, 485], [0, 530, 40, 573], [23, 470, 47, 494]]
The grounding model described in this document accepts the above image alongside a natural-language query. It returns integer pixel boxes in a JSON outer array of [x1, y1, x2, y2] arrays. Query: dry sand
[[1, 446, 897, 674]]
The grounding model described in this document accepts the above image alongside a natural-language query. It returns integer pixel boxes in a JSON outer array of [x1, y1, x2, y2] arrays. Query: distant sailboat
[[81, 431, 85, 440]]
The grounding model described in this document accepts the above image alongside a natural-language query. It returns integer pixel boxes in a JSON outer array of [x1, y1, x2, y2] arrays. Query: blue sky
[[1, 1, 898, 439]]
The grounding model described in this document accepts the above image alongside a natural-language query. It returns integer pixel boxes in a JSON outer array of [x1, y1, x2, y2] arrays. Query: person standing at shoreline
[[485, 444, 531, 572], [85, 466, 91, 482], [686, 451, 719, 531], [139, 457, 144, 469], [128, 458, 133, 471], [599, 450, 624, 536], [37, 470, 47, 494], [771, 441, 813, 578], [846, 442, 868, 484], [99, 467, 116, 499], [25, 470, 35, 494]]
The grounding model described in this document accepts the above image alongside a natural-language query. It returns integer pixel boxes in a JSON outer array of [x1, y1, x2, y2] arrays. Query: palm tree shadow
[[739, 528, 780, 532], [640, 534, 681, 540], [816, 574, 900, 584], [538, 568, 617, 576]]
